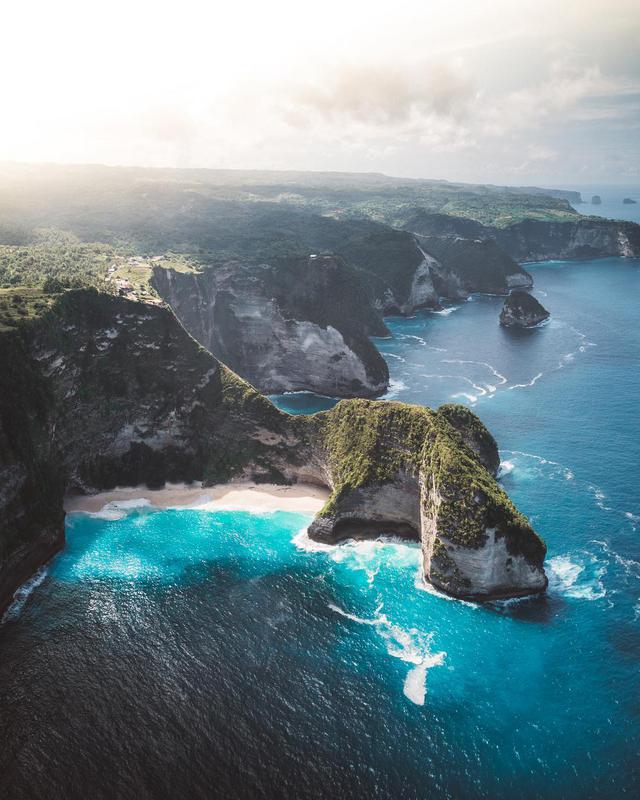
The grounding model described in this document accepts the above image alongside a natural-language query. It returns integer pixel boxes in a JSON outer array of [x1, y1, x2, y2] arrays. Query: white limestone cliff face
[[400, 249, 440, 313], [421, 513, 548, 600], [152, 262, 388, 398]]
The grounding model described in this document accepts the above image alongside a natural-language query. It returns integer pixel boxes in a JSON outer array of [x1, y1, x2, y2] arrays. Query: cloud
[[285, 59, 474, 125]]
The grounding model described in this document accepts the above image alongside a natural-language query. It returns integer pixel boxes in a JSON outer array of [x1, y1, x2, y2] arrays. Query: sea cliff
[[0, 289, 547, 609]]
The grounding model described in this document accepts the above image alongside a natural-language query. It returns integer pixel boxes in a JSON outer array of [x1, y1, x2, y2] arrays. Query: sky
[[2, 0, 639, 185]]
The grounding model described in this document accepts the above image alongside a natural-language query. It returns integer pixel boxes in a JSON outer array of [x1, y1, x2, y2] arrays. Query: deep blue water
[[565, 184, 640, 223], [1, 258, 640, 799]]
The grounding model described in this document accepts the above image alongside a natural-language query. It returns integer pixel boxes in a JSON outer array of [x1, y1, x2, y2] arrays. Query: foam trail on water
[[2, 567, 48, 623], [404, 653, 446, 706], [509, 372, 543, 390], [441, 359, 508, 385], [329, 602, 446, 705]]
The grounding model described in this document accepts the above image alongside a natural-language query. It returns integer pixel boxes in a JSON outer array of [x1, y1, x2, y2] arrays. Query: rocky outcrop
[[623, 198, 637, 205], [416, 235, 533, 297], [500, 292, 550, 328], [591, 195, 602, 205], [152, 255, 389, 398], [366, 228, 532, 314], [307, 401, 547, 600], [0, 290, 546, 608]]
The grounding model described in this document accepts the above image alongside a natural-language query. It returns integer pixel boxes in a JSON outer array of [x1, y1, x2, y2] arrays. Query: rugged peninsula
[[500, 292, 550, 328], [0, 288, 547, 610]]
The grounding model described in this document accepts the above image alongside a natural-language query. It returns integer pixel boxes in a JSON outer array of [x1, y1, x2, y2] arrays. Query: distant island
[[623, 198, 637, 204]]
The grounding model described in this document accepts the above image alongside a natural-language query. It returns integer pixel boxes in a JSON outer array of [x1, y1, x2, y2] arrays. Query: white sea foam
[[292, 528, 335, 552], [431, 306, 460, 316], [402, 334, 427, 346], [403, 651, 447, 705], [328, 603, 380, 626], [451, 392, 477, 404], [441, 359, 508, 386], [293, 530, 419, 569], [2, 567, 48, 623], [384, 379, 407, 399], [508, 372, 543, 390], [548, 554, 607, 601], [593, 540, 640, 577], [503, 451, 635, 524], [395, 333, 446, 352], [498, 460, 515, 476], [329, 601, 446, 705], [78, 498, 153, 520]]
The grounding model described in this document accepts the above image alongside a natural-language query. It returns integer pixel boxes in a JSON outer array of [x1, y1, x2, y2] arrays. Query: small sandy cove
[[63, 481, 329, 516]]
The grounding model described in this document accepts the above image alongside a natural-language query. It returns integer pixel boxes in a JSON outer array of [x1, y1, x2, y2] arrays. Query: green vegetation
[[434, 192, 581, 228], [0, 288, 56, 330], [424, 421, 534, 551], [319, 400, 432, 500], [312, 398, 543, 561], [0, 163, 589, 302], [0, 236, 115, 290]]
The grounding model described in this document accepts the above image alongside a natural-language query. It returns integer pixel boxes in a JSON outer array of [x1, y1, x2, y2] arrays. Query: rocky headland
[[0, 289, 547, 611], [403, 209, 640, 263]]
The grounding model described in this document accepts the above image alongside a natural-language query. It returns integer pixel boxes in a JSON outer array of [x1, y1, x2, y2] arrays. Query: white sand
[[63, 481, 329, 516]]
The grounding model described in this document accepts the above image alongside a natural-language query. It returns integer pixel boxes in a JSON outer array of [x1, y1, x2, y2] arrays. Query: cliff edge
[[0, 290, 547, 610]]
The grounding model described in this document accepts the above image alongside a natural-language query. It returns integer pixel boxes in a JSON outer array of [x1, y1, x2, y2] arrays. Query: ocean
[[1, 256, 639, 799], [564, 183, 640, 224]]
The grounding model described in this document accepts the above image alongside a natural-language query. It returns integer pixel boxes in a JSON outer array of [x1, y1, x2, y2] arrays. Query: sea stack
[[623, 198, 637, 204], [591, 195, 602, 205], [500, 291, 550, 328]]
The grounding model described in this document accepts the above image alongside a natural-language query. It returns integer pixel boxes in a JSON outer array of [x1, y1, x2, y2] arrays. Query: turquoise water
[[1, 258, 639, 798]]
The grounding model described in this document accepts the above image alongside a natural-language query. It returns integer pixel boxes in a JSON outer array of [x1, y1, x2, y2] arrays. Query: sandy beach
[[63, 481, 329, 516]]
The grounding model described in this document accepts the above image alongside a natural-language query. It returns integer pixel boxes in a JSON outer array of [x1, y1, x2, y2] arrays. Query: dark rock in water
[[591, 195, 602, 205], [500, 291, 550, 328], [623, 198, 637, 205]]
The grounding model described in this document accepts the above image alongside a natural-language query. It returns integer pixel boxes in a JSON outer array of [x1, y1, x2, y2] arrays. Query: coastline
[[63, 481, 330, 516]]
